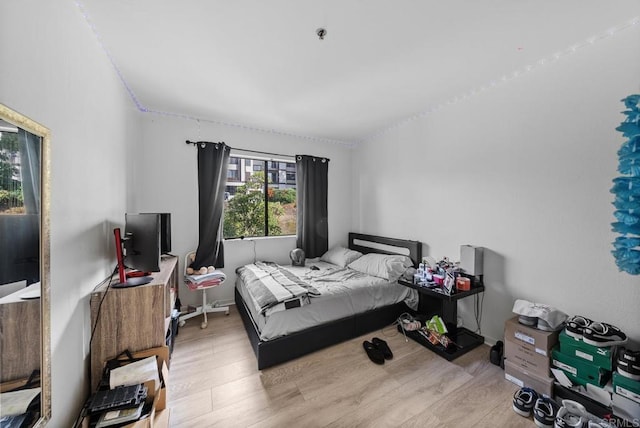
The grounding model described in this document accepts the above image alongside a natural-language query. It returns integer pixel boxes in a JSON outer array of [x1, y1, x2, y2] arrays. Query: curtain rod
[[185, 140, 293, 159]]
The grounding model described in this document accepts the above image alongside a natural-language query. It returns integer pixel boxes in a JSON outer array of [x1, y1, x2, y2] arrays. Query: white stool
[[179, 252, 229, 329]]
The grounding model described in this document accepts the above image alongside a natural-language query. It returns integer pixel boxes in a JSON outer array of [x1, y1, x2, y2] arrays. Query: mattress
[[236, 260, 418, 341]]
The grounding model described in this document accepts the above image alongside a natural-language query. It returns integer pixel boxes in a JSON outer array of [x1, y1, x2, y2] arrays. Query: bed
[[235, 232, 422, 369]]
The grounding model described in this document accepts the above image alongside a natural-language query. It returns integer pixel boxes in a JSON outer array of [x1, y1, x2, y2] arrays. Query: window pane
[[267, 161, 296, 236], [227, 167, 240, 181], [223, 156, 296, 238]]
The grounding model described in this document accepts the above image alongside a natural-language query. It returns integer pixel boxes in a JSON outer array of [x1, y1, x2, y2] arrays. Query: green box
[[558, 330, 614, 370], [613, 372, 640, 404], [557, 367, 611, 389], [552, 347, 609, 387], [557, 368, 589, 387]]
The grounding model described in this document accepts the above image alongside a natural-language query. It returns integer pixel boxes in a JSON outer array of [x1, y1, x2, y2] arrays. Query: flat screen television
[[124, 213, 161, 274], [112, 213, 171, 288]]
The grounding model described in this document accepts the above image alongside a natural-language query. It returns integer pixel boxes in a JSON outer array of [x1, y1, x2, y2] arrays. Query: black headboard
[[348, 233, 422, 267]]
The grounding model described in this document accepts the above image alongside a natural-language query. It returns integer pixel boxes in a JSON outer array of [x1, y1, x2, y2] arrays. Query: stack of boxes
[[552, 326, 640, 421], [503, 316, 558, 396]]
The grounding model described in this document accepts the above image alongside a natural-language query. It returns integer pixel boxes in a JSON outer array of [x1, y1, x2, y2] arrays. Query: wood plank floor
[[168, 306, 535, 427]]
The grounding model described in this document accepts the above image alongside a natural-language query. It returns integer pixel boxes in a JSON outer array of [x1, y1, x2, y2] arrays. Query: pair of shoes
[[617, 348, 640, 380], [565, 315, 627, 347], [512, 387, 558, 427], [554, 399, 587, 428], [362, 337, 393, 364]]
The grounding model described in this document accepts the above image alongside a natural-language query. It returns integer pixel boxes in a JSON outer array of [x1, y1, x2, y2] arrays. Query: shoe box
[[551, 328, 617, 389], [613, 372, 640, 405], [558, 329, 615, 371], [552, 347, 610, 387], [504, 359, 554, 397], [504, 316, 559, 378], [505, 316, 559, 352]]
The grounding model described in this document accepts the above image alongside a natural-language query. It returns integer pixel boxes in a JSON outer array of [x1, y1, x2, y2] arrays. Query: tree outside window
[[223, 157, 296, 238], [0, 131, 23, 214]]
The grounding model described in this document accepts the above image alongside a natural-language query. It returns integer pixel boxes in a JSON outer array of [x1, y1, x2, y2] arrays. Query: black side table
[[398, 278, 485, 360]]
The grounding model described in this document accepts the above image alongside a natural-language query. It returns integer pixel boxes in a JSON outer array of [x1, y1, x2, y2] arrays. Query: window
[[226, 156, 240, 181], [223, 155, 296, 238]]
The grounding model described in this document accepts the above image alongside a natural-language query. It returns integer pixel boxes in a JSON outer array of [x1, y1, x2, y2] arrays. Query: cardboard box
[[558, 329, 614, 371], [125, 379, 164, 428], [504, 359, 554, 397], [505, 338, 552, 377], [552, 347, 609, 387], [80, 381, 168, 428], [125, 405, 169, 428], [504, 317, 558, 356], [613, 372, 640, 405], [113, 347, 169, 412], [80, 347, 170, 427]]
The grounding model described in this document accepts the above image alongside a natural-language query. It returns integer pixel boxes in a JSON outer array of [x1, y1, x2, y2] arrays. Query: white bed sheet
[[236, 260, 418, 341]]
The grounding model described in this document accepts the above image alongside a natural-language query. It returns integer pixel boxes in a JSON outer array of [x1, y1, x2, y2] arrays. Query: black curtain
[[296, 155, 329, 258], [193, 142, 231, 269]]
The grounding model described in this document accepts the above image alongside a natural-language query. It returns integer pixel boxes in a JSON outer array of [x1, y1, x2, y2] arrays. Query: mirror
[[0, 104, 50, 426]]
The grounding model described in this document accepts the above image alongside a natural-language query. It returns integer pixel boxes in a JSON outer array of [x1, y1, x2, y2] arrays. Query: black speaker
[[159, 213, 171, 254], [490, 340, 504, 368]]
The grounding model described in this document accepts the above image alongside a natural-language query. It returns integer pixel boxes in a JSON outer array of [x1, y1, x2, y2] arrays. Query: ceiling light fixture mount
[[316, 28, 326, 40]]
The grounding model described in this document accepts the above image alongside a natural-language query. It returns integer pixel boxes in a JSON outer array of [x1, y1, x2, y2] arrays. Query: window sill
[[224, 235, 296, 242]]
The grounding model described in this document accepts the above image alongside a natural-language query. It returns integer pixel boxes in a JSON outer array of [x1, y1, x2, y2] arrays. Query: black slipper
[[363, 340, 385, 365], [372, 337, 393, 360]]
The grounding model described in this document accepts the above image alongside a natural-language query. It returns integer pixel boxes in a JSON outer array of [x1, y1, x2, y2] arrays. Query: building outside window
[[223, 155, 296, 238]]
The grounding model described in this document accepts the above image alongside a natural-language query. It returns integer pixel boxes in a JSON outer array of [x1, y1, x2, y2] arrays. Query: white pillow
[[320, 246, 363, 268], [347, 253, 413, 282]]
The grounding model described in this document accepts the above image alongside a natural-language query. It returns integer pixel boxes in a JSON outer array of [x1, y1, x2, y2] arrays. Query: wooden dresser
[[0, 287, 41, 383], [89, 255, 178, 391]]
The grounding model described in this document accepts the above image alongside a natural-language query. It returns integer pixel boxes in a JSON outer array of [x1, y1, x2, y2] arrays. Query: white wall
[[133, 114, 353, 307], [1, 2, 139, 425], [352, 28, 640, 344]]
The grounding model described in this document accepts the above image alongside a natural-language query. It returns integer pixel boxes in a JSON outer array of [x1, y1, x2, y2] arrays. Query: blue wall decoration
[[611, 94, 640, 275]]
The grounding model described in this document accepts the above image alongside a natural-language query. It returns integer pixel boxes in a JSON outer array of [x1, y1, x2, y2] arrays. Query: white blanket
[[236, 262, 320, 315]]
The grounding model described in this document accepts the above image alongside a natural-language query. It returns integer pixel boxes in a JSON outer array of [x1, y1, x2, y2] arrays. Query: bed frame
[[235, 232, 422, 370]]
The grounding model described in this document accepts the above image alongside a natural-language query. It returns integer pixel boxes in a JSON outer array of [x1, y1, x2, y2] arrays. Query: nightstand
[[398, 278, 485, 360]]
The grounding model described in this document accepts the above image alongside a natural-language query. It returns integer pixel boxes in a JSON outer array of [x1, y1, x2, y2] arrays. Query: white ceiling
[[78, 1, 640, 144]]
